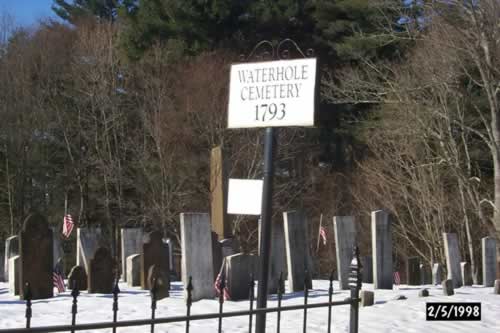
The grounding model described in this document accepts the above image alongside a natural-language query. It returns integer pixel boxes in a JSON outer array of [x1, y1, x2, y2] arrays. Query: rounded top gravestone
[[141, 231, 169, 290], [88, 247, 114, 294]]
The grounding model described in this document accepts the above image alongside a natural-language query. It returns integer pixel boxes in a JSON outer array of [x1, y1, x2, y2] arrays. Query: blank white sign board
[[227, 179, 263, 215]]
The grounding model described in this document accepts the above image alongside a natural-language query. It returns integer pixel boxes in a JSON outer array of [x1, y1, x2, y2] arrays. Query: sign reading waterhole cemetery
[[228, 58, 317, 128]]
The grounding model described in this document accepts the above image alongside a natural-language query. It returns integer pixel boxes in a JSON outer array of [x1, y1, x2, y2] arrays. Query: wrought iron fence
[[1, 248, 362, 333]]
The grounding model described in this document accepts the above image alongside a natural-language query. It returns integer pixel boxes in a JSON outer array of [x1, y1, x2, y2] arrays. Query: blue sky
[[0, 0, 58, 27]]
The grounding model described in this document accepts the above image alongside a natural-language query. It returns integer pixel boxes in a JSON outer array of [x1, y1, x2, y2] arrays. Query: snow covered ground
[[0, 280, 499, 332]]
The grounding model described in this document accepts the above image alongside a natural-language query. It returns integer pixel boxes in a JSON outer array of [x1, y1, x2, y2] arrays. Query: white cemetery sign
[[228, 58, 317, 128], [227, 178, 263, 215]]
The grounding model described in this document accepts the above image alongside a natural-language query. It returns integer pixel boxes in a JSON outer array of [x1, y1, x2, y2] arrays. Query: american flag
[[53, 265, 66, 293], [214, 260, 230, 300], [319, 226, 327, 245], [393, 271, 401, 285], [62, 214, 74, 238]]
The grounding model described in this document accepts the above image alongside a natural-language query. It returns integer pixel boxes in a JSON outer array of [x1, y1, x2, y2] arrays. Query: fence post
[[24, 282, 32, 329], [248, 274, 255, 333], [112, 278, 120, 333], [327, 270, 334, 333], [276, 272, 283, 333], [150, 278, 158, 333], [186, 276, 193, 333], [70, 280, 80, 333], [349, 246, 362, 333], [218, 274, 226, 333], [302, 272, 309, 333]]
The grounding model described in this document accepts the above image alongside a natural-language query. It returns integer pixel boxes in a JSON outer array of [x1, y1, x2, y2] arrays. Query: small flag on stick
[[214, 259, 230, 300], [53, 262, 66, 293], [62, 214, 74, 238], [393, 271, 401, 285], [319, 226, 327, 245]]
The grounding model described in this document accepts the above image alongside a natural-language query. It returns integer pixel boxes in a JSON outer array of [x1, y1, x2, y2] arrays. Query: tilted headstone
[[127, 254, 141, 287], [225, 253, 256, 300], [420, 263, 432, 285], [212, 232, 223, 281], [283, 211, 313, 292], [148, 265, 169, 300], [482, 237, 497, 287], [461, 262, 473, 286], [76, 228, 101, 274], [180, 213, 214, 301], [258, 219, 287, 293], [360, 290, 374, 307], [88, 247, 114, 294], [210, 146, 230, 240], [432, 263, 443, 285], [20, 213, 53, 300], [361, 256, 373, 283], [371, 210, 393, 289], [51, 227, 64, 270], [4, 235, 19, 282], [442, 279, 454, 296], [333, 216, 357, 290], [121, 228, 143, 282], [141, 231, 170, 290], [406, 257, 420, 285], [8, 255, 20, 295], [443, 233, 463, 288], [68, 265, 87, 290]]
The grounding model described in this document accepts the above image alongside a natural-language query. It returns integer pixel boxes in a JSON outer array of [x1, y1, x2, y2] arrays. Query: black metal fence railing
[[1, 247, 363, 333]]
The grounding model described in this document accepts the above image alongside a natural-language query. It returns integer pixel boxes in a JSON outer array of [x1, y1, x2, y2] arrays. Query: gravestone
[[461, 262, 473, 286], [372, 210, 393, 289], [0, 251, 3, 282], [76, 228, 102, 274], [8, 255, 20, 295], [361, 256, 373, 283], [88, 247, 114, 293], [432, 263, 443, 285], [141, 231, 170, 290], [482, 237, 497, 287], [406, 257, 420, 285], [126, 254, 141, 287], [494, 279, 500, 294], [360, 290, 374, 307], [121, 228, 143, 282], [4, 235, 19, 282], [225, 253, 256, 300], [420, 264, 432, 285], [68, 265, 87, 290], [283, 211, 313, 292], [19, 213, 53, 300], [51, 227, 64, 270], [333, 216, 357, 290], [212, 232, 223, 281], [210, 146, 230, 240], [180, 213, 214, 301], [258, 219, 287, 293], [148, 265, 169, 300], [443, 279, 454, 296], [443, 233, 463, 288]]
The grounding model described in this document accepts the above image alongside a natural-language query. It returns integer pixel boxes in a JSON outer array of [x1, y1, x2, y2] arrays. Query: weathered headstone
[[68, 265, 87, 290], [482, 237, 497, 287], [51, 227, 64, 270], [443, 279, 454, 296], [432, 263, 443, 285], [8, 255, 20, 295], [406, 257, 420, 285], [419, 288, 429, 297], [461, 262, 473, 286], [76, 227, 102, 274], [148, 265, 169, 300], [126, 254, 141, 287], [19, 213, 53, 300], [443, 233, 463, 288], [225, 253, 256, 300], [333, 216, 357, 290], [361, 256, 373, 283], [360, 290, 374, 307], [141, 231, 169, 290], [121, 228, 143, 282], [180, 213, 214, 301], [4, 235, 19, 282], [494, 279, 500, 294], [88, 247, 114, 294], [258, 219, 287, 293], [372, 210, 393, 289], [210, 146, 230, 240], [420, 264, 432, 285], [283, 211, 313, 292]]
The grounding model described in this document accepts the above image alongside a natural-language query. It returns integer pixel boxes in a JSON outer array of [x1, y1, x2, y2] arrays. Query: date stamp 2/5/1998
[[426, 302, 481, 321]]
